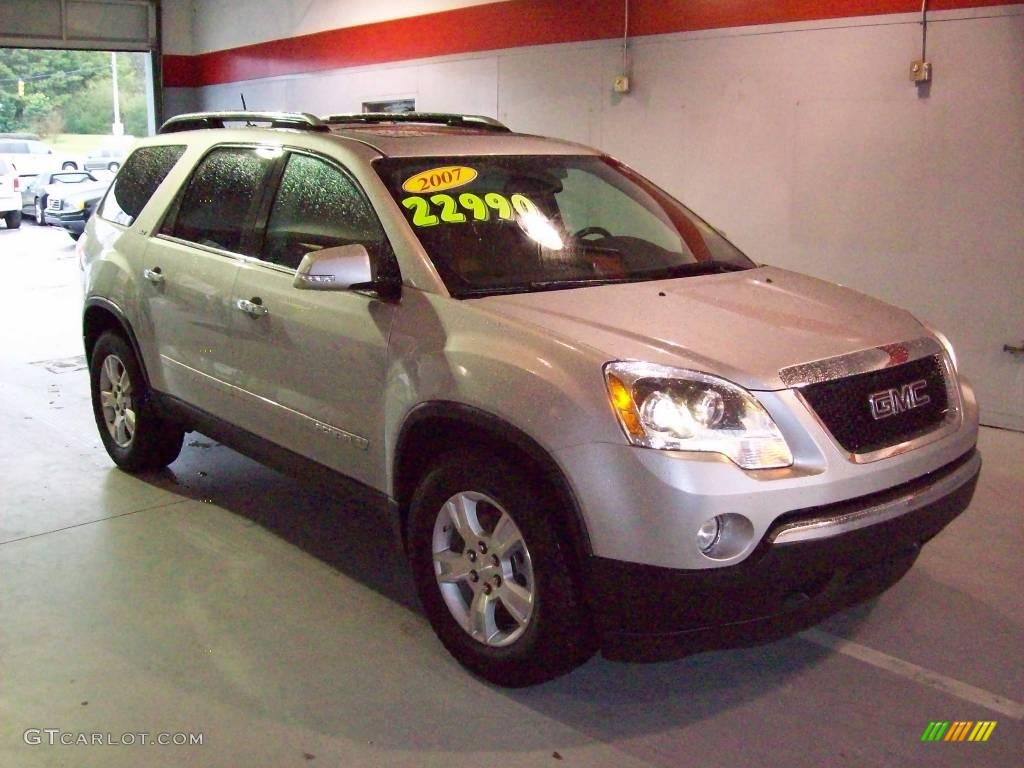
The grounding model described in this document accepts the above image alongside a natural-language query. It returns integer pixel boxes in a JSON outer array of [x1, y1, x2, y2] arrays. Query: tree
[[0, 48, 149, 136]]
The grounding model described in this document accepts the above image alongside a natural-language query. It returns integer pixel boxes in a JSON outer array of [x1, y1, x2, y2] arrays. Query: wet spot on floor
[[30, 355, 87, 374]]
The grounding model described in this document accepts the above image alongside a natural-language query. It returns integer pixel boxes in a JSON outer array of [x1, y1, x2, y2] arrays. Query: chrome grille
[[800, 355, 949, 454], [781, 338, 961, 462]]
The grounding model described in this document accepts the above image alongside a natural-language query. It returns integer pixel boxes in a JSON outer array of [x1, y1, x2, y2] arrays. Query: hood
[[472, 267, 926, 390], [55, 179, 110, 203]]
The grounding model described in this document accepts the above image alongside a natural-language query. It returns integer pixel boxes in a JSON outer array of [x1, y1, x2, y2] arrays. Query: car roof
[[329, 124, 599, 159], [156, 111, 600, 160]]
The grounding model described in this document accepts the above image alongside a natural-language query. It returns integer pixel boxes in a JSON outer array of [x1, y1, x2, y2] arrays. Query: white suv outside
[[80, 112, 981, 686], [0, 137, 79, 176], [1, 158, 23, 229]]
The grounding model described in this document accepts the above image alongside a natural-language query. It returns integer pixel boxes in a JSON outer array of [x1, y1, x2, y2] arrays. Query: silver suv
[[80, 112, 981, 686]]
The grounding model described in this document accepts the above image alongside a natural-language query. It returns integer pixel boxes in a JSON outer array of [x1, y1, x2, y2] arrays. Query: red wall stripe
[[162, 54, 200, 88], [163, 0, 1017, 88]]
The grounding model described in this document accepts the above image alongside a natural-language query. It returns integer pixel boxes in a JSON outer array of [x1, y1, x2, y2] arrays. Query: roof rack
[[159, 111, 330, 134], [322, 112, 510, 132]]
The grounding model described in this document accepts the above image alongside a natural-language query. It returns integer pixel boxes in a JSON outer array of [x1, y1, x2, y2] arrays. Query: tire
[[34, 197, 46, 226], [62, 162, 77, 170], [408, 449, 594, 686], [108, 161, 120, 172], [89, 331, 184, 471], [4, 210, 21, 229]]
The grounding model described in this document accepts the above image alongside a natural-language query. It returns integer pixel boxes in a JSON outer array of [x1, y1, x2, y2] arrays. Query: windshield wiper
[[649, 260, 750, 278], [526, 276, 642, 291], [454, 261, 749, 298]]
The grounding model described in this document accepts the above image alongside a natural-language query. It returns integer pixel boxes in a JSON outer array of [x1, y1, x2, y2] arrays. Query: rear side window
[[161, 146, 276, 254], [99, 145, 185, 226]]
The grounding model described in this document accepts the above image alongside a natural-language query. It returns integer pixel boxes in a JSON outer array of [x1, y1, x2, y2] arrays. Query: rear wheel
[[3, 210, 21, 229], [408, 450, 594, 686], [108, 161, 120, 172], [89, 331, 184, 471], [34, 197, 46, 226]]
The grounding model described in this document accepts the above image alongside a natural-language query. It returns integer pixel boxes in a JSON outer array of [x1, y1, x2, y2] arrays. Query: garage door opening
[[1, 47, 155, 174]]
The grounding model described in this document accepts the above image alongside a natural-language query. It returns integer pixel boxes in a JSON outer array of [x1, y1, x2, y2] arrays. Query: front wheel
[[89, 331, 184, 471], [62, 162, 77, 170], [34, 197, 47, 226], [408, 450, 594, 686]]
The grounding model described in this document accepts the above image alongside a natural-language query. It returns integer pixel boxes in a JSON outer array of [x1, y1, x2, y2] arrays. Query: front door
[[226, 151, 397, 489]]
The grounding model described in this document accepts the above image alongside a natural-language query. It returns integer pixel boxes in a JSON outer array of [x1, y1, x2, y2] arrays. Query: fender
[[393, 400, 594, 564], [83, 296, 152, 390]]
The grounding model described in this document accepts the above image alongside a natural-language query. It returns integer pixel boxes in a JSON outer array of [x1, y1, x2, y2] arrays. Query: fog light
[[696, 516, 722, 552]]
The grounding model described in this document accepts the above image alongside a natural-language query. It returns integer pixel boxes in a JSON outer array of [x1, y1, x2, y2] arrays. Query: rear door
[[141, 145, 278, 418]]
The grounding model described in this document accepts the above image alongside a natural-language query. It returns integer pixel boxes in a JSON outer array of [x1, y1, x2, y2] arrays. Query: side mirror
[[294, 244, 373, 291]]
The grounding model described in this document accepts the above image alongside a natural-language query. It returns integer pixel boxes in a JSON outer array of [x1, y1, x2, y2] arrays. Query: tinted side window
[[261, 153, 386, 270], [163, 147, 275, 254], [99, 145, 186, 226]]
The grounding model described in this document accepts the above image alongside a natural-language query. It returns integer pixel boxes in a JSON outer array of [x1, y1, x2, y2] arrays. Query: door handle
[[1004, 341, 1024, 356], [143, 267, 164, 285], [236, 297, 269, 317]]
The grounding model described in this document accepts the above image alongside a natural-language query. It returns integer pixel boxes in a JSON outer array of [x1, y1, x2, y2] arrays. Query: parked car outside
[[47, 178, 110, 239], [21, 170, 101, 225], [0, 138, 79, 176], [0, 157, 22, 229], [84, 145, 128, 172], [80, 111, 981, 686]]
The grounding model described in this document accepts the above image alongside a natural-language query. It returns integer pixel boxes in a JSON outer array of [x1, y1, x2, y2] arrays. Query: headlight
[[604, 361, 793, 469], [923, 323, 958, 372]]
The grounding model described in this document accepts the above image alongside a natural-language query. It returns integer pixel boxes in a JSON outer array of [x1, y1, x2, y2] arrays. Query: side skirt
[[155, 392, 403, 547]]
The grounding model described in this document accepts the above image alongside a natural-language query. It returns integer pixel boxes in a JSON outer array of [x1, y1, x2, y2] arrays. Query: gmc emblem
[[868, 379, 931, 421]]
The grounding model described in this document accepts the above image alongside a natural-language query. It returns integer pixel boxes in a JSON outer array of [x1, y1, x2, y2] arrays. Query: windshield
[[50, 172, 93, 184], [375, 154, 754, 297]]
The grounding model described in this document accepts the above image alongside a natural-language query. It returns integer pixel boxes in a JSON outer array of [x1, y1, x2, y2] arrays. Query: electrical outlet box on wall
[[910, 60, 931, 82]]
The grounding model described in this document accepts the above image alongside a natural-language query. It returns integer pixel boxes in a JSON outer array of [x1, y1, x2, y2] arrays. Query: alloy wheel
[[432, 491, 535, 647], [98, 354, 135, 448]]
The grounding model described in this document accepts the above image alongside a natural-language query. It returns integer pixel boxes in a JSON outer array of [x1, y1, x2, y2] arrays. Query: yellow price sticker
[[402, 165, 479, 194], [402, 193, 540, 228]]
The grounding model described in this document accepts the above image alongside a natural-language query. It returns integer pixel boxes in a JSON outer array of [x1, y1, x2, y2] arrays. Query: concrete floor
[[1, 223, 1021, 767]]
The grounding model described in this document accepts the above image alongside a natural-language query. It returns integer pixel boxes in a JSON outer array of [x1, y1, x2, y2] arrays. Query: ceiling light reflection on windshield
[[517, 211, 563, 250]]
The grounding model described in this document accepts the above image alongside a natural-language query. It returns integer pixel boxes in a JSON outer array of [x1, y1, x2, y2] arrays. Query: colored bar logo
[[921, 721, 996, 742]]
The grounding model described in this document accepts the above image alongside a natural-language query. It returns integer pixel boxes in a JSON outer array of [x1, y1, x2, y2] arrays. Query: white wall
[[162, 0, 194, 55], [187, 5, 1024, 428]]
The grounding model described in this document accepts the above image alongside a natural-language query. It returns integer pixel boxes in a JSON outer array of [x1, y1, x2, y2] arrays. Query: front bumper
[[46, 211, 87, 234], [588, 448, 980, 661]]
